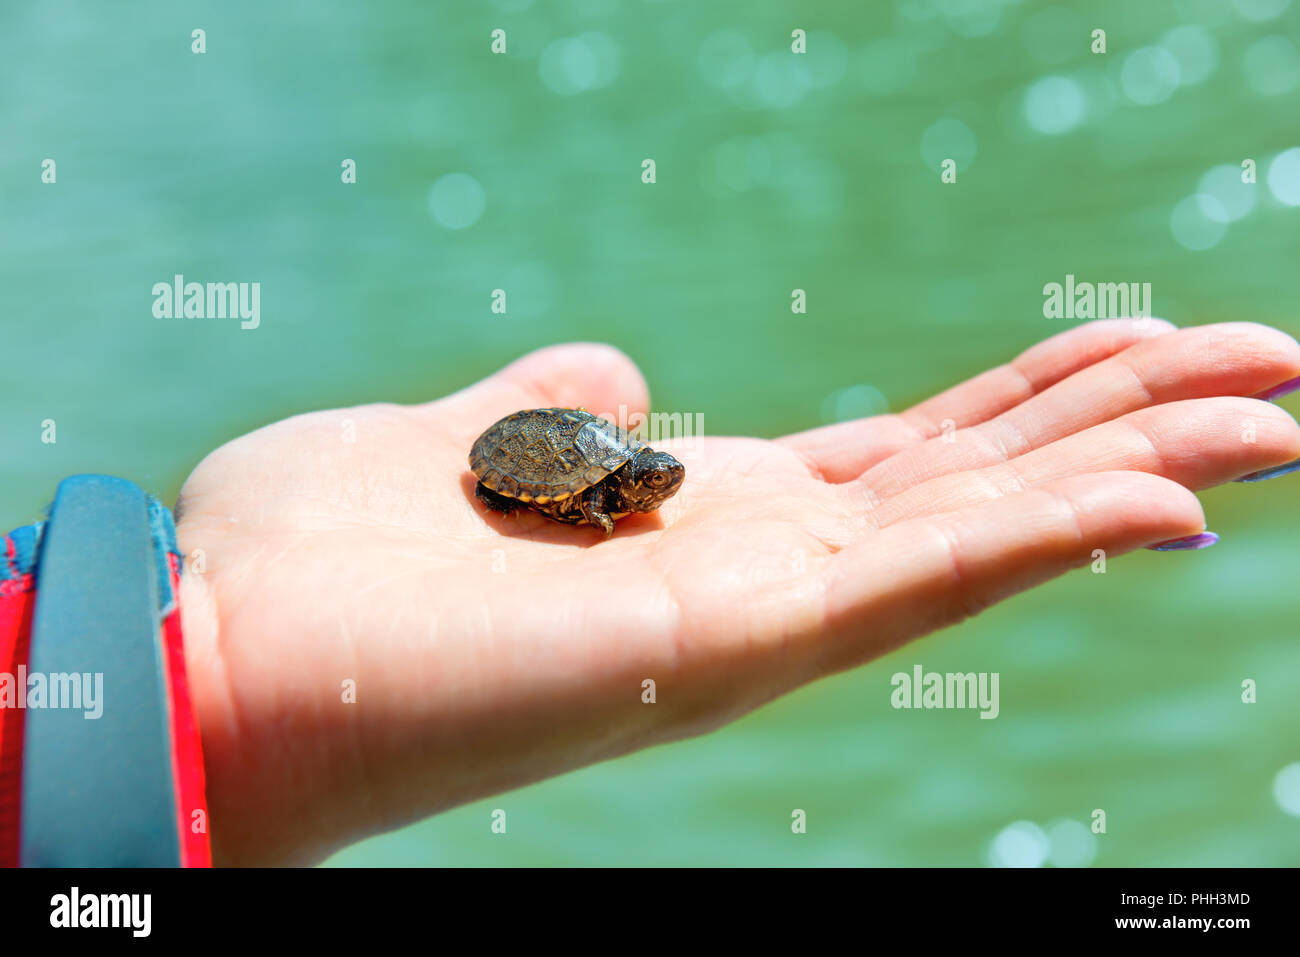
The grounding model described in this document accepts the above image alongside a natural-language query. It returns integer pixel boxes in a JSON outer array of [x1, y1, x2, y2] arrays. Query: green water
[[3, 0, 1298, 865]]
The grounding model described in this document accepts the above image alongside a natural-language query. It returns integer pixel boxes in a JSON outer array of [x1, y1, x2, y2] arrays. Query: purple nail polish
[[1254, 375, 1300, 402], [1147, 531, 1219, 551], [1234, 458, 1300, 483]]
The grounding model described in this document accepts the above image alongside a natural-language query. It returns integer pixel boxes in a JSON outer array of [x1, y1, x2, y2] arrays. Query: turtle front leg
[[579, 485, 616, 538]]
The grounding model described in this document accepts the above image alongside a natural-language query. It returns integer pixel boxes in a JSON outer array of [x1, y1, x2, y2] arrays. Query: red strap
[[0, 536, 211, 867], [0, 538, 36, 868], [161, 552, 211, 867]]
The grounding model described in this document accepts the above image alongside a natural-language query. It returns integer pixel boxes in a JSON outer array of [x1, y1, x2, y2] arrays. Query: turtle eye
[[645, 471, 668, 488]]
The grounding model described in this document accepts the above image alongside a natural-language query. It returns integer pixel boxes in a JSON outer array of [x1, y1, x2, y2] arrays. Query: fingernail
[[1147, 531, 1219, 551], [1254, 375, 1300, 402], [1234, 458, 1300, 483]]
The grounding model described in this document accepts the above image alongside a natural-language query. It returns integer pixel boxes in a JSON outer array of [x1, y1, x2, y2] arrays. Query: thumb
[[442, 342, 652, 429]]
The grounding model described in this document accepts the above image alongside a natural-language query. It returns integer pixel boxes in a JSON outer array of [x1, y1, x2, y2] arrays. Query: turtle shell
[[469, 408, 647, 504]]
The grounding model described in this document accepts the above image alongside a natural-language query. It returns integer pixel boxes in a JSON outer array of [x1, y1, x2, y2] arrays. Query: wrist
[[173, 519, 342, 867]]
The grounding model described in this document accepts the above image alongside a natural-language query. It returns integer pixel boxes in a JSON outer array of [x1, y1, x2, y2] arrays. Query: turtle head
[[617, 449, 685, 513]]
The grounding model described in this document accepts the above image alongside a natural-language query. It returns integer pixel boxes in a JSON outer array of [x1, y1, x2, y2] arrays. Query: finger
[[860, 322, 1300, 498], [814, 471, 1205, 676], [438, 342, 652, 436], [863, 397, 1300, 527], [779, 318, 1176, 481]]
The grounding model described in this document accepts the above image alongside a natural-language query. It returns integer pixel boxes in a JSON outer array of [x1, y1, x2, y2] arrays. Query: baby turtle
[[469, 407, 685, 537]]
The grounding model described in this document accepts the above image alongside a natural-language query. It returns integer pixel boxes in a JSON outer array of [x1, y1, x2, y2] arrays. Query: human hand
[[174, 319, 1300, 865]]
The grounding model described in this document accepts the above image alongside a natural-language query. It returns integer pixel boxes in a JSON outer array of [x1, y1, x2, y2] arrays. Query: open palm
[[173, 319, 1300, 865]]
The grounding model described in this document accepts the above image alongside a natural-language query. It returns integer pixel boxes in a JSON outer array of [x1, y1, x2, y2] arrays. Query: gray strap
[[21, 475, 180, 866]]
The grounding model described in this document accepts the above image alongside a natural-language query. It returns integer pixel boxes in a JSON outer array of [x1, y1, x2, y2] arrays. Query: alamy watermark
[[593, 403, 705, 448], [0, 667, 103, 719], [891, 664, 999, 719], [1043, 274, 1152, 320], [152, 273, 260, 329], [50, 887, 150, 937]]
